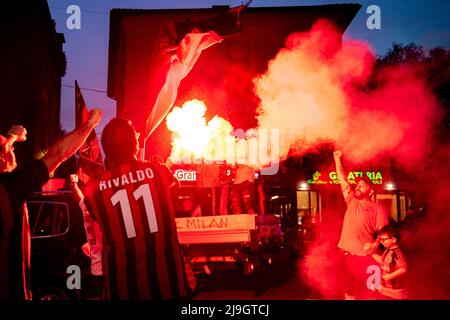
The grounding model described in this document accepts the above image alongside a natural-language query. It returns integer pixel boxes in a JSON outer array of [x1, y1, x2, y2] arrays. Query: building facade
[[0, 1, 66, 166], [107, 4, 360, 158]]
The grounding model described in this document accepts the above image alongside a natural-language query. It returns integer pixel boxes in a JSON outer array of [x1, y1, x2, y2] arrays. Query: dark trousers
[[198, 187, 222, 216], [230, 181, 255, 214]]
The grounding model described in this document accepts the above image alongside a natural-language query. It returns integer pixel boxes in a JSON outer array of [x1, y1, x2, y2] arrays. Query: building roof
[[107, 3, 361, 100]]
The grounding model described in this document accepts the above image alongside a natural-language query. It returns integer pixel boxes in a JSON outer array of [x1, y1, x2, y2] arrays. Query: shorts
[[339, 250, 378, 299]]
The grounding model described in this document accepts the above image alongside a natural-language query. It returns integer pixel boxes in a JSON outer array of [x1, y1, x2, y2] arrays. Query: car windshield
[[27, 201, 69, 237]]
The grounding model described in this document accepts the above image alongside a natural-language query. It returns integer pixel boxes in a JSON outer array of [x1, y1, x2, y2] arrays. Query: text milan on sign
[[176, 214, 257, 244], [176, 214, 256, 231]]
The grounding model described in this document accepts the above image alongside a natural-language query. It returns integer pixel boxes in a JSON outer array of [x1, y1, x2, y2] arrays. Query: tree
[[375, 43, 450, 136]]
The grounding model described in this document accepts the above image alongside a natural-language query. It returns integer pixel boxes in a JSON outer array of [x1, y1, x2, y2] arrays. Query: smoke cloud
[[254, 19, 441, 164], [254, 19, 447, 299]]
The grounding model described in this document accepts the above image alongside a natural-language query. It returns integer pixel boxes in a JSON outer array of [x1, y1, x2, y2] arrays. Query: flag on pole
[[143, 31, 222, 142], [141, 4, 247, 153], [75, 80, 104, 180]]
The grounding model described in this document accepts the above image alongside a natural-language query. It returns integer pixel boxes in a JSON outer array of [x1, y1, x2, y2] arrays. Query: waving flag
[[141, 4, 247, 152], [143, 31, 222, 141], [75, 80, 104, 180]]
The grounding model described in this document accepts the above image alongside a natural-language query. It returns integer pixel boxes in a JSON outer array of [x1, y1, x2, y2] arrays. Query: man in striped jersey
[[84, 118, 190, 300]]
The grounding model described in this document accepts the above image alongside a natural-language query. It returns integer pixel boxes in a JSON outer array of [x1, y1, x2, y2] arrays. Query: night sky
[[47, 0, 450, 136]]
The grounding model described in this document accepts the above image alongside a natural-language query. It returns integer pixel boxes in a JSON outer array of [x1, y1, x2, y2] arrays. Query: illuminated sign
[[176, 214, 257, 244], [174, 169, 197, 181], [307, 170, 383, 185], [176, 214, 256, 231]]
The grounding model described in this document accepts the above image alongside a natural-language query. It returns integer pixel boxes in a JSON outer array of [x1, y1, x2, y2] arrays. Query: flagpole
[[139, 147, 145, 161], [75, 80, 105, 180], [138, 133, 146, 161]]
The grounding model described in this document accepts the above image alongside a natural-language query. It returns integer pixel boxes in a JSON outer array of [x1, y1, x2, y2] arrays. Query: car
[[27, 186, 100, 300]]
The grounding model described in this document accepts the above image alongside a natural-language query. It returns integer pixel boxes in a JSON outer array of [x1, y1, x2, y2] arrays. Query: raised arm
[[42, 109, 102, 174], [69, 174, 84, 203], [7, 125, 27, 144], [1, 125, 27, 172], [333, 150, 350, 200]]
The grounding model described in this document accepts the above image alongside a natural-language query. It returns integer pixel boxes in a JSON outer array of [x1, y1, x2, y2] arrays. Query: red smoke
[[254, 19, 447, 299], [254, 19, 441, 164], [399, 144, 450, 299]]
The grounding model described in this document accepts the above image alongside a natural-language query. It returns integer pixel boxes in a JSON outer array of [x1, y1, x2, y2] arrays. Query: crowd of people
[[0, 115, 200, 300], [1, 115, 414, 301], [176, 162, 262, 218]]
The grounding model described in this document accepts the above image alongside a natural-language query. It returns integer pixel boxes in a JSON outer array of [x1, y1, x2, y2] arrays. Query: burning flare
[[166, 99, 277, 168]]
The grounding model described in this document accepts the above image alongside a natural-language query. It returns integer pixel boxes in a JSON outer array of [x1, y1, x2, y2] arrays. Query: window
[[296, 190, 321, 224], [27, 201, 69, 238], [376, 194, 398, 222]]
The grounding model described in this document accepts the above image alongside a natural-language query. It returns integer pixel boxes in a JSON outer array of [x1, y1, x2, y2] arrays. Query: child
[[371, 225, 408, 299]]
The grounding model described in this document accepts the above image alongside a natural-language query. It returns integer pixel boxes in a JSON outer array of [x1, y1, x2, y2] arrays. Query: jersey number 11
[[110, 183, 158, 238]]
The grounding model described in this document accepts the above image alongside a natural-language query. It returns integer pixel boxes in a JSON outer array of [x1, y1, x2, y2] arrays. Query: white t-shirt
[[79, 200, 103, 276]]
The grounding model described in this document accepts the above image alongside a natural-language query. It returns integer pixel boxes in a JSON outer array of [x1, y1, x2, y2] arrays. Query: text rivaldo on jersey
[[99, 168, 155, 191]]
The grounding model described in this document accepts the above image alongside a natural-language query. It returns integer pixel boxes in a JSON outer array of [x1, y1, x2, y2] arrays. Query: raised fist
[[86, 109, 102, 127], [333, 150, 342, 159], [8, 125, 27, 142]]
